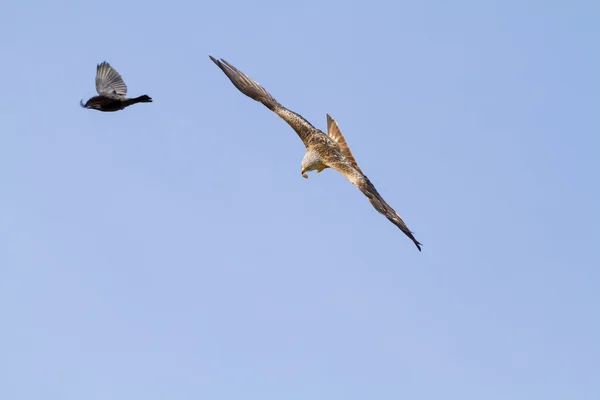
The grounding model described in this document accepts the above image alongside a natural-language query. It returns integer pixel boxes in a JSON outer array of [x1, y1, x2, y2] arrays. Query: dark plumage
[[80, 62, 152, 112], [210, 56, 422, 251]]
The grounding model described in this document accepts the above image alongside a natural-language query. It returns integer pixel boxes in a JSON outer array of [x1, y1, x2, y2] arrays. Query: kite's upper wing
[[330, 161, 422, 251], [326, 114, 362, 173], [95, 62, 127, 97], [209, 56, 322, 147]]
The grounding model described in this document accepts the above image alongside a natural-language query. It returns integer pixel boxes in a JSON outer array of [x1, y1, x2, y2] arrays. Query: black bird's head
[[80, 98, 102, 110]]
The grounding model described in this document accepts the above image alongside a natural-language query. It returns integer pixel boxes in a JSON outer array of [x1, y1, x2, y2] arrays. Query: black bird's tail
[[209, 56, 280, 111], [127, 94, 152, 105], [125, 95, 153, 106]]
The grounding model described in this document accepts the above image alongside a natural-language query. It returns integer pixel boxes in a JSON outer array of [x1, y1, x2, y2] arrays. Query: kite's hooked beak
[[301, 168, 308, 179]]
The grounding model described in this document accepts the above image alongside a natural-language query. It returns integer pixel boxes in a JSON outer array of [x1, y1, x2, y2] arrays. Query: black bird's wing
[[95, 62, 127, 97]]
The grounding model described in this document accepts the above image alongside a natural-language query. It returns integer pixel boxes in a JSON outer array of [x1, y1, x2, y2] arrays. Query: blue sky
[[1, 0, 599, 399]]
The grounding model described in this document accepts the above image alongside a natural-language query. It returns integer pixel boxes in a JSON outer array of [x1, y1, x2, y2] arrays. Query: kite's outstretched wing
[[326, 114, 362, 173], [358, 176, 422, 251], [96, 62, 127, 97], [209, 56, 322, 146], [331, 162, 422, 251]]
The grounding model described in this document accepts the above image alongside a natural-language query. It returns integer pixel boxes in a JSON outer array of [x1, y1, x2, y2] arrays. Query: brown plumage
[[210, 56, 422, 251], [80, 62, 152, 112], [327, 114, 362, 174]]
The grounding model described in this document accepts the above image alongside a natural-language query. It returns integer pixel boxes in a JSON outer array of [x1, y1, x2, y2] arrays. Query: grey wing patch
[[95, 62, 127, 96], [327, 114, 362, 173]]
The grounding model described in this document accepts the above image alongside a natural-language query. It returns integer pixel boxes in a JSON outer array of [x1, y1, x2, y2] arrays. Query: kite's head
[[301, 150, 325, 179]]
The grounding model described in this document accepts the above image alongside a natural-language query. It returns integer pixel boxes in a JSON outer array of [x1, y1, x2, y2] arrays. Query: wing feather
[[210, 56, 320, 146], [330, 162, 422, 251], [326, 114, 362, 173], [95, 62, 127, 96]]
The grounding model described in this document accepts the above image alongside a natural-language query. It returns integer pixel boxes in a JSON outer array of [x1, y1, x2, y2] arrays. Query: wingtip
[[410, 234, 423, 251], [209, 56, 231, 69]]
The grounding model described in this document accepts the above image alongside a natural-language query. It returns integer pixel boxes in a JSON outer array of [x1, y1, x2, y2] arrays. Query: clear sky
[[1, 0, 599, 399]]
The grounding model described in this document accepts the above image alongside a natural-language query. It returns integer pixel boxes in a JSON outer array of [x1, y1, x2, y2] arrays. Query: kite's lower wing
[[356, 175, 422, 251], [358, 176, 422, 251], [333, 163, 422, 251]]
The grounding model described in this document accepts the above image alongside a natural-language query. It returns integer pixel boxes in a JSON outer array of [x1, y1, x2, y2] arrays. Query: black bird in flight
[[80, 62, 152, 112]]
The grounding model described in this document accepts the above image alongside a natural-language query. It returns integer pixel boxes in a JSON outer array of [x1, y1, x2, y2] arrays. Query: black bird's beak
[[79, 100, 86, 108]]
